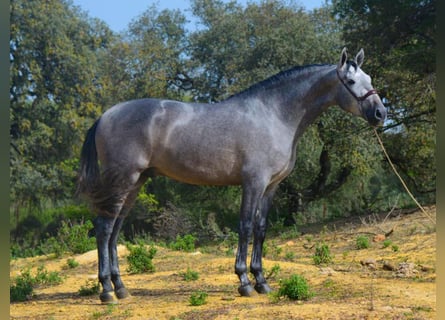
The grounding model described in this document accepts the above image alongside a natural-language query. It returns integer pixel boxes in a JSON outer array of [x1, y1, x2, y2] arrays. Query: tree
[[124, 6, 189, 100], [188, 0, 342, 101], [10, 0, 114, 210], [332, 0, 436, 201]]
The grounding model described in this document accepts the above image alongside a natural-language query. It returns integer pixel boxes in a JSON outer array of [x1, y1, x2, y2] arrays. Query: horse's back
[[95, 97, 293, 186]]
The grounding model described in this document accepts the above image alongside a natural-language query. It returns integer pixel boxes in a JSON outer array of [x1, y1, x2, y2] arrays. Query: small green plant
[[33, 265, 63, 285], [273, 274, 314, 301], [170, 234, 197, 252], [392, 244, 400, 252], [66, 258, 79, 269], [355, 235, 370, 250], [265, 264, 281, 280], [382, 239, 392, 248], [126, 242, 157, 274], [39, 219, 96, 257], [79, 279, 100, 296], [285, 251, 295, 261], [189, 291, 208, 306], [10, 266, 63, 302], [180, 268, 199, 281], [92, 303, 116, 319], [313, 243, 332, 265], [10, 269, 34, 302]]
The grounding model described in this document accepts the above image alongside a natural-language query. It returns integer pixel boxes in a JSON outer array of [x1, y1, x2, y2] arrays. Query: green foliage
[[313, 243, 333, 265], [10, 0, 111, 209], [169, 234, 197, 252], [382, 239, 392, 248], [332, 0, 436, 203], [78, 279, 101, 296], [66, 258, 79, 269], [189, 291, 208, 306], [273, 274, 314, 301], [33, 265, 64, 285], [39, 219, 96, 257], [355, 235, 370, 250], [126, 242, 157, 274], [180, 268, 200, 281], [10, 266, 63, 302], [10, 270, 34, 302], [265, 264, 281, 280]]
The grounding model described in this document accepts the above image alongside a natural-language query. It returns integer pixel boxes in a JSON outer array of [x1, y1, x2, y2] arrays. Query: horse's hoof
[[115, 287, 131, 300], [238, 284, 255, 297], [99, 291, 117, 304], [254, 282, 272, 294]]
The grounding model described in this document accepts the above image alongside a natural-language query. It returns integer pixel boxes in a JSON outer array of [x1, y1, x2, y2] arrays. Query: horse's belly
[[152, 149, 243, 186]]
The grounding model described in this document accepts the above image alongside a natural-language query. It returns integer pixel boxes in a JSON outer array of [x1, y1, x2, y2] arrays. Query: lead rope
[[373, 128, 435, 225]]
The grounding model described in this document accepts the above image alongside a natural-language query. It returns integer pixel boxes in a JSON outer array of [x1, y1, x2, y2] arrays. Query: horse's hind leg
[[95, 215, 121, 303], [93, 168, 148, 303], [109, 183, 147, 300], [109, 216, 128, 299]]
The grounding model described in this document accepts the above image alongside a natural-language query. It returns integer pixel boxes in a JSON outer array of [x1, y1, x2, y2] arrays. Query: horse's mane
[[225, 63, 333, 101]]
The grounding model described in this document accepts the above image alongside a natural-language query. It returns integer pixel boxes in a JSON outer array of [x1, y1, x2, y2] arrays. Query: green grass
[[78, 279, 100, 296]]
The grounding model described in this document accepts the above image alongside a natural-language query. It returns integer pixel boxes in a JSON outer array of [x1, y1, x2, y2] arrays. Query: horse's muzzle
[[366, 103, 387, 127]]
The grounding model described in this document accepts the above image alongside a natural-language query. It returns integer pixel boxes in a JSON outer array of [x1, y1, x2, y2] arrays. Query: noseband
[[336, 69, 378, 102]]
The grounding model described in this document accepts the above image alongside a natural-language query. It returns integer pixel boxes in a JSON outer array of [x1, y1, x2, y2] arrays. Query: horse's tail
[[76, 118, 101, 198]]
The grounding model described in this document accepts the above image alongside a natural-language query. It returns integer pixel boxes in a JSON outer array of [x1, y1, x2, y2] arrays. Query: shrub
[[58, 220, 96, 254], [66, 258, 79, 269], [126, 242, 157, 274], [189, 291, 208, 306], [275, 274, 314, 301], [180, 268, 199, 281], [39, 219, 96, 257], [355, 235, 370, 250], [33, 265, 63, 285], [10, 266, 63, 302], [10, 269, 34, 302], [382, 239, 392, 248], [169, 234, 196, 252], [313, 243, 333, 265]]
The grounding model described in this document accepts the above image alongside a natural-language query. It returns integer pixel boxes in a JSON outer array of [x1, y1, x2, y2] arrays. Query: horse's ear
[[338, 47, 348, 71], [355, 48, 364, 68]]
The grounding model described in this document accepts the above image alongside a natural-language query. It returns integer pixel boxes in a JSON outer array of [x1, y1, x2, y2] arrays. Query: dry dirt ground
[[10, 206, 436, 320]]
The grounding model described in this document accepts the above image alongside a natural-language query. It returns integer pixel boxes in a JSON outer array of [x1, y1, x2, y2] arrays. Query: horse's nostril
[[375, 108, 382, 120]]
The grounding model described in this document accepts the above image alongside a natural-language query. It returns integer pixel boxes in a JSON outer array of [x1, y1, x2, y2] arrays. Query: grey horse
[[77, 48, 386, 303]]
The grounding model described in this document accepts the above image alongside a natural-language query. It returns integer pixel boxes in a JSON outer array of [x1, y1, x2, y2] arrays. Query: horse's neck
[[269, 65, 339, 136]]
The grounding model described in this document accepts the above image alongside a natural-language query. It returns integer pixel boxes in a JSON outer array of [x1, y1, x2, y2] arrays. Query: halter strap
[[336, 69, 378, 102]]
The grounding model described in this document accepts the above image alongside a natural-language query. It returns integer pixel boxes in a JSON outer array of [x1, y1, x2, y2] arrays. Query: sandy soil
[[10, 206, 436, 319]]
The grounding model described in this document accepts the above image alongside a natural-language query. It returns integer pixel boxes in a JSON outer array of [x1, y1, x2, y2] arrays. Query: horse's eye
[[347, 79, 355, 85]]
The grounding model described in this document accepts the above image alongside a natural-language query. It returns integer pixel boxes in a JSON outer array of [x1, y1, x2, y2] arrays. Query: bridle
[[336, 68, 378, 103]]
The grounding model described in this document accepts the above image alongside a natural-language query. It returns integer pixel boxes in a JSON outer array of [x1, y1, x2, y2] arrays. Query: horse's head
[[336, 48, 386, 127]]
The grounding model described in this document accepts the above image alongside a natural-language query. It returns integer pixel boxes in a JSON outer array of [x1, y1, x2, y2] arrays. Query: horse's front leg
[[235, 182, 264, 297], [250, 186, 277, 294]]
